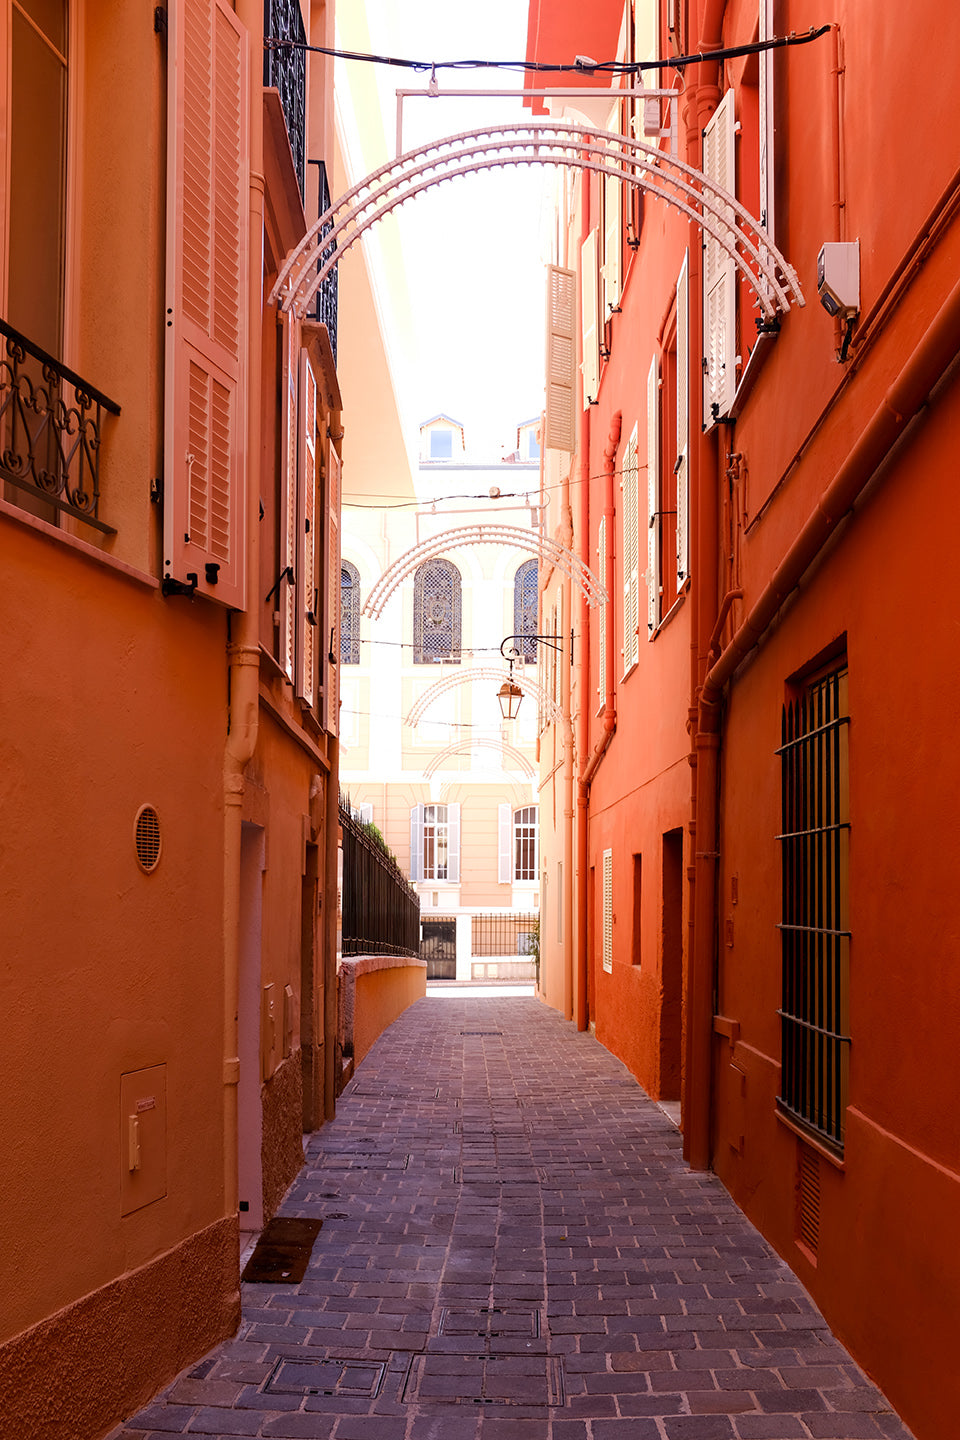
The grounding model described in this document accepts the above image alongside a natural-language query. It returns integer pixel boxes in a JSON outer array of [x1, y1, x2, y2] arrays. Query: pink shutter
[[297, 349, 318, 706], [278, 316, 298, 678], [164, 0, 248, 607], [325, 445, 342, 732]]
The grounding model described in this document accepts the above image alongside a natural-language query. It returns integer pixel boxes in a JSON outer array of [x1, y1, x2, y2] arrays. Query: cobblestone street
[[114, 996, 913, 1440]]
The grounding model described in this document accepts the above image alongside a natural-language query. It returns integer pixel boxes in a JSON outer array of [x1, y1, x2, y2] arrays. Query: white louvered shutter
[[602, 849, 613, 972], [498, 803, 512, 884], [675, 252, 690, 588], [602, 170, 622, 317], [325, 445, 342, 732], [297, 349, 318, 705], [702, 90, 737, 429], [581, 228, 600, 407], [447, 803, 461, 884], [622, 428, 639, 674], [759, 0, 775, 246], [597, 516, 607, 708], [409, 804, 424, 882], [544, 265, 577, 451], [164, 0, 248, 607], [646, 356, 660, 636]]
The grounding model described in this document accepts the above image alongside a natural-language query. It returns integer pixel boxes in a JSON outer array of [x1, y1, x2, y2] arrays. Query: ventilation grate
[[134, 805, 162, 873], [798, 1144, 821, 1255]]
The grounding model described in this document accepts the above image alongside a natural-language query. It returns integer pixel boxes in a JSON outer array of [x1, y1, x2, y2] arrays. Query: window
[[646, 254, 690, 635], [429, 428, 453, 459], [602, 848, 613, 973], [340, 560, 360, 663], [702, 89, 737, 429], [778, 661, 850, 1153], [410, 802, 460, 883], [514, 559, 539, 661], [621, 427, 639, 674], [413, 558, 461, 663], [499, 804, 539, 883]]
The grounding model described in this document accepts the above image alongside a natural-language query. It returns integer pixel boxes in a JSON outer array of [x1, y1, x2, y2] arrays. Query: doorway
[[421, 918, 456, 980]]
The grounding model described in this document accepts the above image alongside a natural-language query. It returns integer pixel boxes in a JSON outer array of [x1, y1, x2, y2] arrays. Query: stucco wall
[[338, 956, 427, 1069]]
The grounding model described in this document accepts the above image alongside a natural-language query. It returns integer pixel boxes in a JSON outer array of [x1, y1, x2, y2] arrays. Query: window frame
[[413, 557, 462, 665]]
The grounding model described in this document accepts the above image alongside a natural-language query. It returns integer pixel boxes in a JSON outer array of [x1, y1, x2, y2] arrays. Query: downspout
[[558, 430, 576, 1019], [572, 170, 592, 1028], [575, 410, 621, 1029], [223, 4, 264, 1218], [324, 738, 339, 1121], [685, 0, 727, 1169]]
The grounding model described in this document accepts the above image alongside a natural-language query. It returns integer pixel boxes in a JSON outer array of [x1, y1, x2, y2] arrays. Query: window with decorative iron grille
[[413, 558, 461, 663], [514, 559, 539, 661], [264, 0, 306, 197], [513, 806, 538, 881], [340, 560, 360, 663], [777, 661, 850, 1153]]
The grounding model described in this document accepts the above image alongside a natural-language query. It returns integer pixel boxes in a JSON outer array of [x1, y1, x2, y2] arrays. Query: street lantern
[[497, 678, 525, 720], [496, 632, 570, 720]]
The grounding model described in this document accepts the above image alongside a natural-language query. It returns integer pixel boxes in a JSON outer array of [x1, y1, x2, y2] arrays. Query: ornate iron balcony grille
[[0, 318, 119, 532], [307, 158, 338, 366], [264, 0, 306, 197]]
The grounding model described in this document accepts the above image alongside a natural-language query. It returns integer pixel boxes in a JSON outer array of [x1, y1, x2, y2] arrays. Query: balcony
[[0, 318, 120, 532], [307, 159, 338, 366], [264, 0, 306, 198]]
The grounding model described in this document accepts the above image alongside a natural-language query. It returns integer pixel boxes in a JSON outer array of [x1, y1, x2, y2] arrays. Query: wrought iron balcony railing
[[307, 159, 338, 366], [264, 0, 306, 198], [0, 318, 120, 531]]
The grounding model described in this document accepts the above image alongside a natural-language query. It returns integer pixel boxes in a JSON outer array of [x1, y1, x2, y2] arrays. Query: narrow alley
[[115, 997, 912, 1440]]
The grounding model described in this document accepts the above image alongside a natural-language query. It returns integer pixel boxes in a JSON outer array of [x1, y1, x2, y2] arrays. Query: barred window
[[514, 559, 539, 661], [778, 661, 850, 1153], [340, 560, 360, 663], [414, 558, 461, 664], [513, 806, 538, 881]]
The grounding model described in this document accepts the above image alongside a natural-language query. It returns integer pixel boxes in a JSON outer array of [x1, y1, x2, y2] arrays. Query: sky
[[340, 0, 550, 462]]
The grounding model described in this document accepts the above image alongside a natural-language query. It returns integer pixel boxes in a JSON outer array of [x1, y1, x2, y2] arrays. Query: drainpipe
[[324, 738, 339, 1121], [223, 5, 264, 1217], [684, 0, 727, 1169], [575, 411, 621, 1029], [687, 269, 960, 1172], [558, 435, 576, 1019]]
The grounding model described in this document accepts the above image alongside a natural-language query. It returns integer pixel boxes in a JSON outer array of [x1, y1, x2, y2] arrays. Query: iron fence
[[340, 798, 420, 958], [0, 318, 119, 530], [471, 912, 538, 958]]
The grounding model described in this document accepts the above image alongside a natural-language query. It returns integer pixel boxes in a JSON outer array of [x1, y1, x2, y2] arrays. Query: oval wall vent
[[135, 805, 162, 873]]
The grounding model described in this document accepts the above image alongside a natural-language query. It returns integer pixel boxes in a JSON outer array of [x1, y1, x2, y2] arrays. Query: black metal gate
[[421, 919, 456, 980]]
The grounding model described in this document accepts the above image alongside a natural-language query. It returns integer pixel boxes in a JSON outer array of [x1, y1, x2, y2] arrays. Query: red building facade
[[528, 2, 960, 1435]]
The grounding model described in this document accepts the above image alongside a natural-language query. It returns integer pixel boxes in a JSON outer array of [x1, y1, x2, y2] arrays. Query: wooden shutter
[[759, 0, 775, 243], [581, 228, 600, 406], [597, 515, 607, 707], [164, 0, 248, 607], [278, 316, 298, 679], [675, 252, 690, 587], [602, 170, 622, 317], [702, 89, 737, 429], [325, 444, 342, 732], [297, 349, 318, 705], [544, 265, 576, 451], [646, 355, 660, 635], [498, 803, 512, 884], [409, 804, 424, 882], [622, 427, 639, 674], [447, 802, 461, 884], [602, 848, 613, 972]]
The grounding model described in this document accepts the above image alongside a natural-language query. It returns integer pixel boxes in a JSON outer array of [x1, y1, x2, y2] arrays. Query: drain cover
[[241, 1216, 322, 1284]]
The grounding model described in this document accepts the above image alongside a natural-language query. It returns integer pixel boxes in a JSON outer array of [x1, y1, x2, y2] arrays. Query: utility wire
[[264, 25, 830, 77]]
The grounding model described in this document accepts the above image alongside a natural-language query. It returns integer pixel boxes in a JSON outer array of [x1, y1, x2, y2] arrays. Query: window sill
[[775, 1104, 846, 1172], [648, 583, 689, 641], [1, 497, 157, 589]]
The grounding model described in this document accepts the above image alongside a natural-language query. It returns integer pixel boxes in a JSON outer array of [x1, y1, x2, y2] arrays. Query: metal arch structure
[[362, 524, 605, 619], [269, 120, 804, 324], [406, 666, 563, 728], [423, 737, 537, 781]]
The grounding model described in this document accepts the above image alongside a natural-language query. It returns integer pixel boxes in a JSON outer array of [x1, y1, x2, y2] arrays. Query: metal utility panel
[[120, 1064, 167, 1216]]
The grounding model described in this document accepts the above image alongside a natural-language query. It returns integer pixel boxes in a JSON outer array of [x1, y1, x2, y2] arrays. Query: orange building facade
[[528, 1, 960, 1435], [0, 2, 350, 1435]]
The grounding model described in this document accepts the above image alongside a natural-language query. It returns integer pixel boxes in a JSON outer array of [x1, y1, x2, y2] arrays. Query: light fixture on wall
[[497, 633, 567, 720]]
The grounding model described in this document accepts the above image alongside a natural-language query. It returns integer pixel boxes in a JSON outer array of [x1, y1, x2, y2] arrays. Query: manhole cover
[[265, 1357, 386, 1398]]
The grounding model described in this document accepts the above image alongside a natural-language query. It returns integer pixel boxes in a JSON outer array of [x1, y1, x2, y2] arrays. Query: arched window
[[340, 560, 360, 663], [514, 559, 539, 661], [414, 558, 461, 664]]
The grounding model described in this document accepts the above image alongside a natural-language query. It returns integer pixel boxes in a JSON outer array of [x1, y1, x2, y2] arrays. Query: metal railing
[[307, 159, 338, 365], [0, 318, 119, 531], [340, 798, 420, 958], [264, 0, 306, 197], [471, 912, 538, 958]]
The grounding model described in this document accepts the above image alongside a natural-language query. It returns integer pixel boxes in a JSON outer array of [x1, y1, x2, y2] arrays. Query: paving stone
[[106, 998, 915, 1440]]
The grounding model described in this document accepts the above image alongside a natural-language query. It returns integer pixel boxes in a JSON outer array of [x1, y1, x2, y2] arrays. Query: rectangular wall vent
[[798, 1144, 821, 1256]]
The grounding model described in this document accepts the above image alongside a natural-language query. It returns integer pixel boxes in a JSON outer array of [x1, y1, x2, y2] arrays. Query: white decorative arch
[[270, 121, 803, 323], [423, 738, 536, 780], [362, 523, 604, 618], [407, 666, 562, 727]]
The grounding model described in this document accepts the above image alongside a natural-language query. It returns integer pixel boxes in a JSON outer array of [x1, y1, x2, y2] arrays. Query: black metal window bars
[[0, 318, 119, 531], [777, 663, 851, 1153]]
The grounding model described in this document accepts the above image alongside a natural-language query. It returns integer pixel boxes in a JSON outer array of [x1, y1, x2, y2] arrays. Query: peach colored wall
[[340, 958, 427, 1068]]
